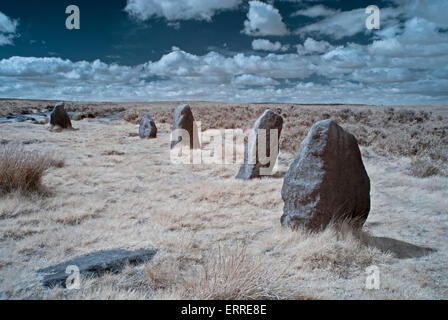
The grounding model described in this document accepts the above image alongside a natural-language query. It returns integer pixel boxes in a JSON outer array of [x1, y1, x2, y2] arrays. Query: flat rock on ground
[[36, 248, 157, 288]]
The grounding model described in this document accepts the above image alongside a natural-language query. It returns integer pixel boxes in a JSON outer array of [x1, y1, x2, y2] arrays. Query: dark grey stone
[[170, 104, 199, 149], [0, 112, 49, 125], [236, 109, 283, 180], [281, 119, 370, 230], [22, 139, 41, 145], [37, 248, 157, 288], [50, 102, 72, 129], [139, 113, 157, 139]]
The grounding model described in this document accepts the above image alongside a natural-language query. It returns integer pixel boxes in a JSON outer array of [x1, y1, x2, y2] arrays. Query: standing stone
[[281, 119, 370, 230], [170, 104, 199, 149], [139, 113, 157, 139], [50, 102, 72, 129], [236, 109, 283, 180]]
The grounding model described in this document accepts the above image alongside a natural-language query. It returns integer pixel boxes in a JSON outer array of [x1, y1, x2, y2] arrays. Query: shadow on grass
[[362, 236, 436, 259]]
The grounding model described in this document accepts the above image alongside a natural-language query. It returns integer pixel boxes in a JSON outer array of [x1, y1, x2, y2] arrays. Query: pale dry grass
[[0, 101, 447, 300], [0, 145, 64, 195], [164, 245, 290, 300], [407, 157, 442, 178]]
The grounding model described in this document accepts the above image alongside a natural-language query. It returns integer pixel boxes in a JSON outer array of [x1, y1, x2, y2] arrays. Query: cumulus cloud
[[143, 49, 314, 79], [252, 39, 289, 52], [316, 14, 448, 97], [124, 0, 242, 22], [394, 0, 448, 28], [296, 38, 333, 54], [243, 1, 289, 36], [1, 39, 447, 105], [1, 1, 448, 105], [232, 74, 279, 86], [0, 11, 19, 46], [369, 18, 448, 58]]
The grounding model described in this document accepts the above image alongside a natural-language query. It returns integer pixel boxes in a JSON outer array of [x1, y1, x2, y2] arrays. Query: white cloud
[[252, 39, 289, 52], [124, 0, 242, 22], [297, 8, 366, 39], [243, 1, 289, 36], [296, 7, 400, 40], [232, 74, 279, 86], [0, 34, 13, 46], [369, 18, 448, 58], [1, 41, 447, 105], [296, 37, 333, 54], [0, 11, 17, 33], [2, 0, 448, 106], [292, 5, 338, 18], [394, 0, 448, 28], [316, 14, 448, 95], [143, 49, 314, 79], [0, 11, 19, 46]]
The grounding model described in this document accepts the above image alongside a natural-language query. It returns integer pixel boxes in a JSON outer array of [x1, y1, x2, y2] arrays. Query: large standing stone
[[236, 109, 283, 180], [139, 113, 157, 139], [50, 102, 72, 129], [281, 119, 370, 230], [170, 104, 199, 149], [37, 248, 157, 288]]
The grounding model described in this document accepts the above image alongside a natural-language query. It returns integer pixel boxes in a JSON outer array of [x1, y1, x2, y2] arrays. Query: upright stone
[[236, 109, 283, 180], [50, 102, 72, 129], [170, 104, 199, 149], [281, 120, 370, 230], [139, 113, 157, 139]]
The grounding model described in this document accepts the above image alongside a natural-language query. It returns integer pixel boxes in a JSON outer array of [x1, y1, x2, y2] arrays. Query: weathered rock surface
[[139, 113, 157, 139], [236, 109, 283, 180], [50, 102, 72, 129], [22, 139, 41, 145], [170, 104, 199, 149], [0, 113, 48, 125], [281, 119, 370, 230], [37, 248, 157, 288]]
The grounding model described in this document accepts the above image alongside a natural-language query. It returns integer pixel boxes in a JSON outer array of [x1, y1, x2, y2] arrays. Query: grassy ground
[[0, 101, 447, 299]]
